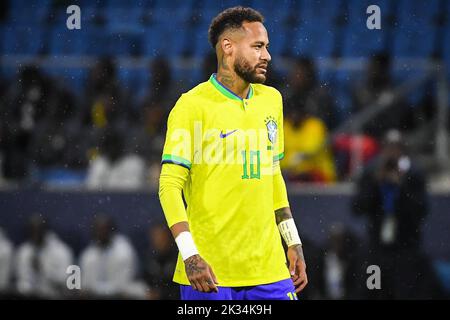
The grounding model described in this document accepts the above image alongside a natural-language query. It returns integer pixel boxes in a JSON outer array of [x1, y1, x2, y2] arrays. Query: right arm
[[159, 164, 218, 293]]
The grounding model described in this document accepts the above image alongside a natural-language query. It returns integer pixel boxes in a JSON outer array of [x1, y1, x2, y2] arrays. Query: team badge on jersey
[[265, 116, 277, 144]]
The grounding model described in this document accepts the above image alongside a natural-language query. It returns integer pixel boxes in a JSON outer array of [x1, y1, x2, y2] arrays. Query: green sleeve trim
[[161, 154, 192, 169], [273, 152, 285, 162]]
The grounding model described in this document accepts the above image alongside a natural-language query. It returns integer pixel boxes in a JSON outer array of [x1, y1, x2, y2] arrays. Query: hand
[[287, 244, 308, 294], [184, 254, 219, 293]]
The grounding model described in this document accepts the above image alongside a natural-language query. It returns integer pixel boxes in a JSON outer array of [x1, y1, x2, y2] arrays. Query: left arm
[[273, 164, 308, 294], [273, 89, 307, 294], [275, 206, 308, 294]]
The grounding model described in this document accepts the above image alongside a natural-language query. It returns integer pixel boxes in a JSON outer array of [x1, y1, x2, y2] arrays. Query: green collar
[[209, 74, 253, 101]]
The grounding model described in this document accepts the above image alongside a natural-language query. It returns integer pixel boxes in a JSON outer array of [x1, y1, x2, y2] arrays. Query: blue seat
[[444, 28, 450, 78], [391, 0, 440, 58], [292, 24, 336, 58], [249, 0, 293, 17], [8, 5, 49, 25], [332, 70, 359, 119], [342, 26, 389, 57], [396, 0, 441, 25], [49, 26, 90, 55], [142, 23, 189, 58], [142, 26, 166, 57], [105, 8, 144, 31], [345, 0, 395, 26], [107, 29, 144, 56], [117, 67, 149, 103], [298, 0, 342, 25], [191, 23, 213, 58], [392, 25, 437, 58], [1, 25, 46, 55]]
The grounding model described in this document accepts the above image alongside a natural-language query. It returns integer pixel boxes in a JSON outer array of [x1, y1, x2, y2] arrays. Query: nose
[[262, 46, 271, 63]]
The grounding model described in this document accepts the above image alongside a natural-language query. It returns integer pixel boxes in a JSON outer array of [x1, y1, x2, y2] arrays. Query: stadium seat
[[108, 29, 144, 56], [49, 27, 89, 55], [298, 0, 342, 25], [117, 67, 150, 102], [105, 8, 144, 31], [292, 24, 336, 58], [341, 0, 393, 57], [391, 0, 441, 58], [392, 25, 437, 58], [1, 25, 47, 55], [443, 24, 450, 79]]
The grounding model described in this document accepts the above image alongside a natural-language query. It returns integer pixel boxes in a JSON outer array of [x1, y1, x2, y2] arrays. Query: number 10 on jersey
[[241, 150, 260, 179]]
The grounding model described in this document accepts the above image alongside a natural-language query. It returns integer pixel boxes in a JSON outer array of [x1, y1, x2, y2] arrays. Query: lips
[[257, 65, 268, 73]]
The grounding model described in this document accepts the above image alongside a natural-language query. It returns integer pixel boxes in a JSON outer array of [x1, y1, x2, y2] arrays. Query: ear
[[220, 38, 233, 56]]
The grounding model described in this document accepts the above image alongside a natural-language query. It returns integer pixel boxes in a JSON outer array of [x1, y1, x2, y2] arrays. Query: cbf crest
[[265, 116, 277, 144]]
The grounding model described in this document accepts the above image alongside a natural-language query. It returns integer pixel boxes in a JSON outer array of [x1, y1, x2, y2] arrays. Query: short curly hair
[[208, 6, 265, 49]]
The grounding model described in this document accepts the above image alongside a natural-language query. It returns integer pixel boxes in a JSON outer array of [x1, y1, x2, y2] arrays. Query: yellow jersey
[[161, 74, 290, 287]]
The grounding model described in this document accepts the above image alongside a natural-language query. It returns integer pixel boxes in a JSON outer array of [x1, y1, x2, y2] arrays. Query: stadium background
[[0, 0, 449, 299]]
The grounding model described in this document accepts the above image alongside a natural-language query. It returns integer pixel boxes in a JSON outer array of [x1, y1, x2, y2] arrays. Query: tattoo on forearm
[[275, 207, 293, 225], [295, 245, 306, 263], [185, 255, 205, 276]]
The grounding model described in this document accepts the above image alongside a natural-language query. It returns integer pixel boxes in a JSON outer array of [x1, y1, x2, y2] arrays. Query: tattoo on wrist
[[275, 207, 292, 225], [185, 255, 205, 276]]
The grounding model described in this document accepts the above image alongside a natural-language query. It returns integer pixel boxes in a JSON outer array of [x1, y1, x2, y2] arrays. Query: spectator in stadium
[[352, 130, 443, 298], [0, 65, 52, 181], [30, 87, 82, 170], [130, 57, 174, 179], [282, 97, 337, 184], [142, 223, 179, 300], [351, 53, 408, 138], [352, 129, 428, 251], [85, 128, 147, 190], [82, 57, 128, 133], [283, 57, 336, 130], [0, 227, 13, 296], [316, 225, 362, 300], [15, 214, 74, 299], [79, 214, 146, 299]]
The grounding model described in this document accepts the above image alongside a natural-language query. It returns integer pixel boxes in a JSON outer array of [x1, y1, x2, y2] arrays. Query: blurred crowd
[[0, 214, 179, 300], [0, 52, 438, 189], [0, 172, 447, 301]]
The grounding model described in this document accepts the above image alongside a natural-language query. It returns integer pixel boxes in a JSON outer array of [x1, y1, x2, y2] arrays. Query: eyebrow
[[253, 41, 269, 46]]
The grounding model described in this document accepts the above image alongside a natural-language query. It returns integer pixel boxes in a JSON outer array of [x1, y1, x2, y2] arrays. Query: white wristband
[[278, 218, 302, 247], [175, 231, 199, 261]]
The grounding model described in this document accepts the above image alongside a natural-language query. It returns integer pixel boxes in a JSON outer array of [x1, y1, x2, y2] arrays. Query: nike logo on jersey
[[220, 129, 238, 138]]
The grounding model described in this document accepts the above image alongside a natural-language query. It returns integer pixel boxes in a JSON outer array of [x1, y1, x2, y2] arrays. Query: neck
[[216, 61, 250, 99]]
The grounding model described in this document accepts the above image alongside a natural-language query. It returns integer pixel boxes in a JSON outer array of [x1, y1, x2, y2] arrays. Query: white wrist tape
[[175, 231, 199, 261], [278, 218, 302, 247]]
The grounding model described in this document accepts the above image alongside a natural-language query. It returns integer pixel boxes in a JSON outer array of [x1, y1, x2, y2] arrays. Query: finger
[[198, 278, 211, 293], [295, 275, 308, 293], [205, 277, 218, 293], [293, 276, 303, 286], [190, 279, 200, 291], [296, 280, 308, 293], [289, 259, 297, 277]]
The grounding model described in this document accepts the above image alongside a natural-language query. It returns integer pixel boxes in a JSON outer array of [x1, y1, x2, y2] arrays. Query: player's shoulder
[[251, 83, 283, 100], [172, 81, 211, 112]]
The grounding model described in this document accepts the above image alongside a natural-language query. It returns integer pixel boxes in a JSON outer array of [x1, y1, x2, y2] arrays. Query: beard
[[233, 55, 267, 84]]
